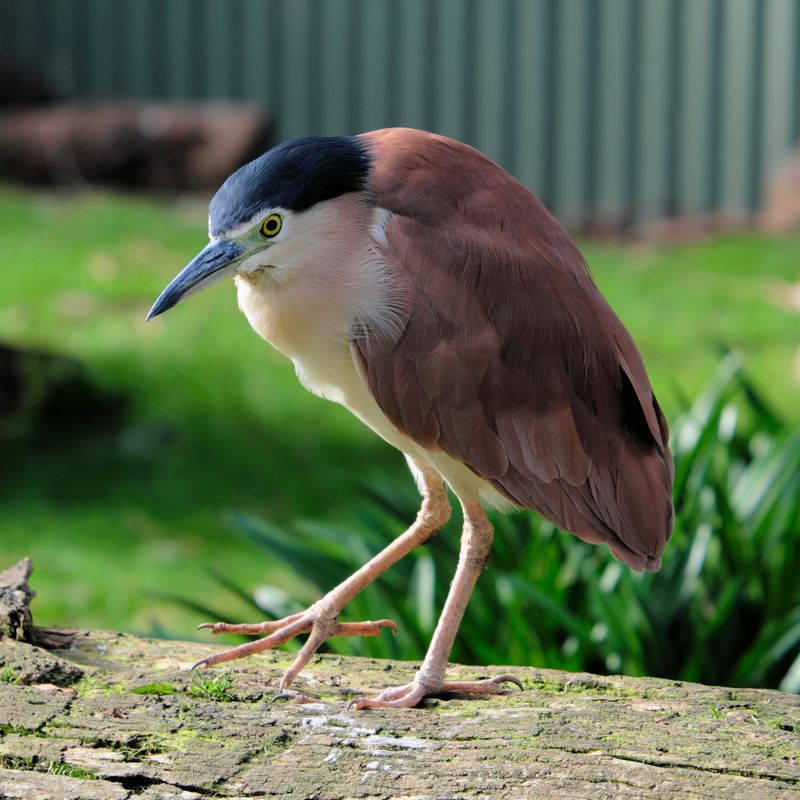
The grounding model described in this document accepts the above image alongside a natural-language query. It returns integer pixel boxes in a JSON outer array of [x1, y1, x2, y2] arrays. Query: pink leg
[[352, 499, 521, 709], [193, 465, 451, 693]]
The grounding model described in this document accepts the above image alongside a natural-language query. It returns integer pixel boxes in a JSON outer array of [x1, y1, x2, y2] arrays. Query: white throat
[[234, 199, 406, 402]]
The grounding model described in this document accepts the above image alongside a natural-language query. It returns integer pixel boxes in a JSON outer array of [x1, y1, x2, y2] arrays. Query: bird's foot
[[351, 674, 523, 709], [190, 609, 397, 692]]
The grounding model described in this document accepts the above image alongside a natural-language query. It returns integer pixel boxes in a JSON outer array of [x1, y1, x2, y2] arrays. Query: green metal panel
[[432, 0, 469, 140], [163, 0, 196, 100], [474, 0, 510, 168], [555, 0, 591, 224], [9, 0, 40, 68], [512, 0, 547, 197], [2, 0, 799, 223], [126, 0, 155, 97], [394, 0, 429, 132], [359, 0, 391, 133], [761, 0, 796, 175], [595, 0, 631, 222], [240, 0, 272, 108], [638, 0, 671, 219], [720, 0, 759, 212], [678, 0, 715, 215], [48, 0, 81, 96], [281, 0, 315, 135], [86, 0, 119, 97], [317, 0, 352, 135], [203, 0, 239, 99]]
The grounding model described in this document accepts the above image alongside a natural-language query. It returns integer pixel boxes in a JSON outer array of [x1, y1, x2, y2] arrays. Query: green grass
[[0, 665, 21, 684], [131, 681, 178, 695], [1, 187, 798, 646], [187, 670, 235, 701], [47, 762, 97, 780]]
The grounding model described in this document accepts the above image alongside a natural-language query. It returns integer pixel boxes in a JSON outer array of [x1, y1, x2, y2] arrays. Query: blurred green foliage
[[0, 188, 799, 687]]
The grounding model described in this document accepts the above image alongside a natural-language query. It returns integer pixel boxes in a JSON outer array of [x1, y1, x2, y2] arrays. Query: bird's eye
[[259, 213, 282, 238]]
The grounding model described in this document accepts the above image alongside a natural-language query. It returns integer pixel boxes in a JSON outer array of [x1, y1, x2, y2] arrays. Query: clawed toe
[[350, 674, 524, 710], [269, 688, 320, 704], [188, 655, 214, 672], [351, 682, 429, 709], [196, 613, 305, 636], [336, 619, 397, 636], [441, 674, 524, 694]]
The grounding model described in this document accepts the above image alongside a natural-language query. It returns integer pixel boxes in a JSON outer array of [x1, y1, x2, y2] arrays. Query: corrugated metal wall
[[2, 0, 799, 225]]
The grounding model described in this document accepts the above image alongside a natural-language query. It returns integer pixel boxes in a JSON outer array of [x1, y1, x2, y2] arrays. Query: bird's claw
[[187, 655, 214, 672], [190, 611, 399, 693], [489, 674, 524, 691], [373, 618, 398, 634], [268, 689, 319, 704]]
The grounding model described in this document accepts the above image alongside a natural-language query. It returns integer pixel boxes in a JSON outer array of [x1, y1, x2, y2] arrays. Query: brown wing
[[353, 129, 674, 572]]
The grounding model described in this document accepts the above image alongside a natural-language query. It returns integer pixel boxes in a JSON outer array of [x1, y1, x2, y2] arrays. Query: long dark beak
[[146, 239, 245, 320]]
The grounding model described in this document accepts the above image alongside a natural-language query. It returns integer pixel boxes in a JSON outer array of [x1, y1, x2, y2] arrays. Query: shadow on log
[[1, 558, 798, 799], [0, 342, 125, 440]]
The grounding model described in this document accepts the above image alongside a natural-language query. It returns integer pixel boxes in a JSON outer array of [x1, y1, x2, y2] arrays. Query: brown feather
[[354, 129, 674, 572]]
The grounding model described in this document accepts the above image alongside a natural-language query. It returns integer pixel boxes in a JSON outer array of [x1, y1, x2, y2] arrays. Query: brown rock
[[0, 102, 273, 190]]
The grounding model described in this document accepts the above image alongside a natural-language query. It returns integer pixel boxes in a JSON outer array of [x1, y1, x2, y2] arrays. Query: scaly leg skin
[[191, 465, 451, 695], [352, 499, 522, 709]]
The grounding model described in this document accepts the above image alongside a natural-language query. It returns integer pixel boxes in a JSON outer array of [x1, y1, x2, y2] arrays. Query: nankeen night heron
[[148, 129, 674, 709]]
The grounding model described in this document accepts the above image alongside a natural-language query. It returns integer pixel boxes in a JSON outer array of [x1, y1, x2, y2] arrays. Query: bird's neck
[[234, 268, 361, 410], [234, 210, 406, 375], [235, 265, 348, 355]]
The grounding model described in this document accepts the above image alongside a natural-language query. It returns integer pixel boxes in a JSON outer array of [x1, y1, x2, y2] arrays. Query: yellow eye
[[259, 213, 282, 238]]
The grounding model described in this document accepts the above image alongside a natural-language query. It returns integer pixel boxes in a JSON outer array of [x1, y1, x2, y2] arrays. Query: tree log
[[0, 558, 35, 642], [0, 560, 798, 799]]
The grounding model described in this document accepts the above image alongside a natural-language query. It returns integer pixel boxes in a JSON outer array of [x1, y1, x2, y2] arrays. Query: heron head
[[146, 136, 371, 320]]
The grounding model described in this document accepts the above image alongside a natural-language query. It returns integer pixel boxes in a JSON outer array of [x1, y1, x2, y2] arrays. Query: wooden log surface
[[0, 561, 799, 799]]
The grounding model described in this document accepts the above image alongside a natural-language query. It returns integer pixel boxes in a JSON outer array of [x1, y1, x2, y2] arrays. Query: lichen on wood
[[1, 558, 799, 799]]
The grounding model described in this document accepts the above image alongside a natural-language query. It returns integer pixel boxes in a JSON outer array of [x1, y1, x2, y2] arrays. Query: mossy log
[[1, 560, 799, 799]]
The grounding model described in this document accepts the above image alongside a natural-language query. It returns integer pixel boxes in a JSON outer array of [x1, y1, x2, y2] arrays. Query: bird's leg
[[352, 499, 521, 709], [192, 468, 451, 694]]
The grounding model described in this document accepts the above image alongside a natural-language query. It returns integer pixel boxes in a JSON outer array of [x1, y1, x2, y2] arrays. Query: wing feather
[[353, 129, 674, 571]]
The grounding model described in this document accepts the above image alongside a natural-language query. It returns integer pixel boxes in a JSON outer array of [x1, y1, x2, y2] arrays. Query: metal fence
[[2, 0, 799, 224]]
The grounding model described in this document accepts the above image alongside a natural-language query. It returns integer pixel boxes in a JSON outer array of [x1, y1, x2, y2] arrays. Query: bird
[[147, 128, 674, 709]]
